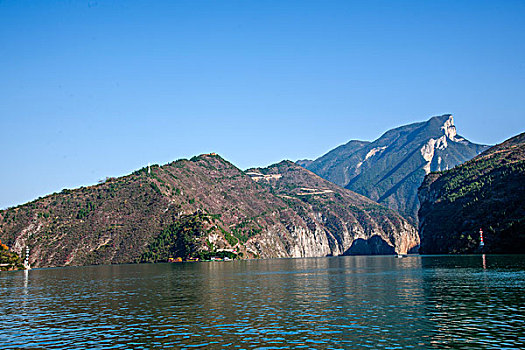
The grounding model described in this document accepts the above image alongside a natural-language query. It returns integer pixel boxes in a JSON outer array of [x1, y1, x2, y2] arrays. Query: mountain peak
[[301, 114, 489, 223], [439, 114, 456, 140], [430, 113, 453, 121], [192, 152, 222, 160], [425, 114, 466, 143]]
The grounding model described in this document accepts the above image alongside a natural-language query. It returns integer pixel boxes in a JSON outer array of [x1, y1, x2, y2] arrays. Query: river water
[[1, 255, 524, 349]]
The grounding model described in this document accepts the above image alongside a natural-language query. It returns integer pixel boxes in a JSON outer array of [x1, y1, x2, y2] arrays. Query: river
[[1, 255, 524, 349]]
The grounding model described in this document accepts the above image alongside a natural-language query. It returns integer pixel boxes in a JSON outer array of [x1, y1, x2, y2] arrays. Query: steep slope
[[418, 133, 525, 254], [0, 154, 418, 268], [249, 162, 419, 256], [301, 115, 489, 223], [305, 140, 371, 186]]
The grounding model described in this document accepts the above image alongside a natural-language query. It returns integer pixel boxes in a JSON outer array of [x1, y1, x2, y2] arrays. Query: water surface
[[1, 255, 524, 349]]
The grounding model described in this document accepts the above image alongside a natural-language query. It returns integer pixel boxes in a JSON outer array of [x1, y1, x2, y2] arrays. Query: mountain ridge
[[300, 114, 489, 223], [0, 154, 417, 268]]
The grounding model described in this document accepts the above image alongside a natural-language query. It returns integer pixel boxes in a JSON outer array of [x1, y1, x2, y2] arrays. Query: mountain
[[301, 115, 489, 223], [418, 132, 525, 254], [0, 154, 417, 268], [248, 161, 419, 256], [295, 159, 314, 168]]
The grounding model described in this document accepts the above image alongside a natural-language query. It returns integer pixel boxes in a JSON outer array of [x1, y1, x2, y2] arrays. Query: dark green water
[[1, 255, 524, 349]]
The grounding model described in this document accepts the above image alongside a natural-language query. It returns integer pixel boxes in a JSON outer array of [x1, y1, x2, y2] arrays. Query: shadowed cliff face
[[300, 115, 489, 224], [345, 236, 396, 255], [0, 154, 418, 268], [418, 133, 525, 254]]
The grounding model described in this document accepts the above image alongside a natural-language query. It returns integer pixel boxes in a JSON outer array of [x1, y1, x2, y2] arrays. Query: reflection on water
[[421, 255, 525, 349], [1, 255, 524, 349]]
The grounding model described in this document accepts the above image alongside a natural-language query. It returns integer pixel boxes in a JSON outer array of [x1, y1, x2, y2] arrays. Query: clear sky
[[1, 0, 524, 209]]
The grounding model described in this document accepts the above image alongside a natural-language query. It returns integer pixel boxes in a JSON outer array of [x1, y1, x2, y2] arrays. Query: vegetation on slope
[[139, 212, 240, 262], [0, 172, 168, 267], [140, 213, 208, 262], [0, 153, 419, 268], [418, 133, 525, 254], [0, 154, 278, 267], [251, 161, 419, 255], [0, 240, 24, 271]]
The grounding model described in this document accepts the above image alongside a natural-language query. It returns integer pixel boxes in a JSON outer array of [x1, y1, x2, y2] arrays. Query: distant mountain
[[0, 154, 417, 268], [300, 115, 489, 223], [295, 159, 314, 168], [418, 132, 525, 254]]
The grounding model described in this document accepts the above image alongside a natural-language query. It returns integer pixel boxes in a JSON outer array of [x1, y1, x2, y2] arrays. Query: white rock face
[[246, 172, 283, 182], [244, 209, 419, 258], [13, 215, 42, 255], [207, 232, 222, 245], [441, 115, 457, 141], [421, 115, 467, 174], [440, 115, 467, 143], [356, 146, 387, 169], [290, 225, 333, 257], [365, 146, 387, 160], [421, 137, 450, 174], [421, 139, 436, 162], [435, 135, 448, 150]]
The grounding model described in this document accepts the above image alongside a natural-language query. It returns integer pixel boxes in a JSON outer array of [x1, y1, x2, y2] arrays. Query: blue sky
[[1, 0, 524, 209]]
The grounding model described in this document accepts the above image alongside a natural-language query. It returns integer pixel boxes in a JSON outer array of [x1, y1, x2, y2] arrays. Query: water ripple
[[1, 255, 524, 349]]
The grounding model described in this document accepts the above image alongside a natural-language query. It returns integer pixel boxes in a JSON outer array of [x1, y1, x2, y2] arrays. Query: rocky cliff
[[250, 161, 419, 256], [418, 133, 525, 254], [0, 154, 418, 268], [301, 115, 488, 223]]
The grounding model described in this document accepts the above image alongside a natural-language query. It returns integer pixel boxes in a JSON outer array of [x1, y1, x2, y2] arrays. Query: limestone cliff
[[250, 161, 419, 256]]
